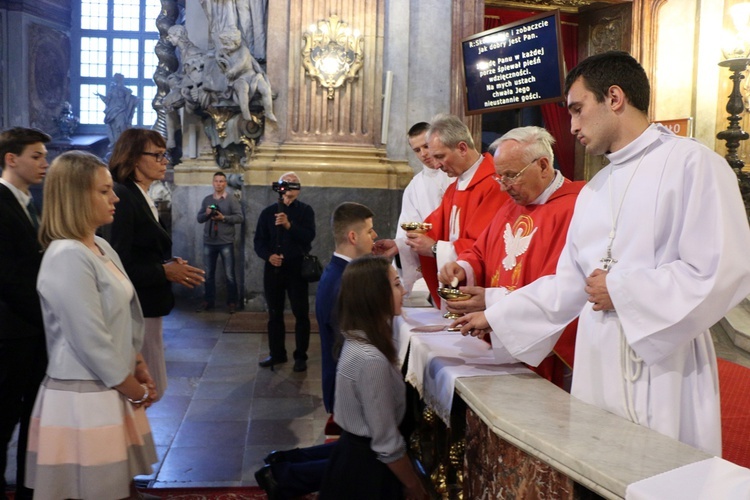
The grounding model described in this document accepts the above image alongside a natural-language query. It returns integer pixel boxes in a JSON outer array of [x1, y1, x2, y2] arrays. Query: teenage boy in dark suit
[[0, 127, 50, 500]]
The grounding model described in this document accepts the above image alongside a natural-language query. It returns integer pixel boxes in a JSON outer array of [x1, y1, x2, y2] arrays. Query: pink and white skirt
[[25, 377, 157, 500]]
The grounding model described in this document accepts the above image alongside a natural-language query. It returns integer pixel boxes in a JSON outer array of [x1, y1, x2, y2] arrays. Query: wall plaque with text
[[461, 11, 565, 115]]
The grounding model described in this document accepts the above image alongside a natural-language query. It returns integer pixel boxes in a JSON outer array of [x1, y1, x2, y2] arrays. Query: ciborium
[[400, 222, 432, 233], [437, 287, 471, 331]]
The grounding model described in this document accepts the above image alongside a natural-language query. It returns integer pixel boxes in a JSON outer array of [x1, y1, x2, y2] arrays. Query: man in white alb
[[375, 122, 451, 293], [456, 50, 750, 456]]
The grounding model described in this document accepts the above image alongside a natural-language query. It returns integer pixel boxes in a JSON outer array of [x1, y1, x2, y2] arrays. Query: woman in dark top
[[105, 128, 204, 401], [320, 256, 427, 500]]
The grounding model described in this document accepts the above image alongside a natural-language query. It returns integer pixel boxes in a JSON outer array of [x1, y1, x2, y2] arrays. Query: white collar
[[0, 178, 31, 207], [530, 170, 565, 205], [333, 252, 353, 262], [422, 165, 441, 178], [456, 154, 483, 191], [605, 123, 662, 167]]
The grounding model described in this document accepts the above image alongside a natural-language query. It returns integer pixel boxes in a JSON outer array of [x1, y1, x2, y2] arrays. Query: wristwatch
[[431, 242, 438, 256]]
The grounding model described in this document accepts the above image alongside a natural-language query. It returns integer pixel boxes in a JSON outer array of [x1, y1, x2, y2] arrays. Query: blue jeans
[[203, 243, 238, 305]]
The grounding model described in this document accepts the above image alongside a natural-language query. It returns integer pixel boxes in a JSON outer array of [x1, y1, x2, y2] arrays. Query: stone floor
[[4, 302, 329, 489]]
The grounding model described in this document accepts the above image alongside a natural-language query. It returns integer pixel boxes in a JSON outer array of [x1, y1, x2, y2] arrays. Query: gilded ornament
[[301, 15, 364, 99]]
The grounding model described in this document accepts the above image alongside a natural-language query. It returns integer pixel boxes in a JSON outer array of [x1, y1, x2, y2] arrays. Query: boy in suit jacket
[[0, 127, 50, 500]]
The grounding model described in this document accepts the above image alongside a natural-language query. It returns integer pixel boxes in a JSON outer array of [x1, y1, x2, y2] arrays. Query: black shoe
[[264, 449, 293, 465], [293, 359, 307, 372], [259, 356, 287, 368], [254, 464, 282, 499]]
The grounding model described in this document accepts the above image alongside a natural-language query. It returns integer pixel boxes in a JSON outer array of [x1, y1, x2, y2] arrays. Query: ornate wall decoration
[[28, 23, 69, 133], [589, 16, 624, 54], [282, 0, 383, 145], [301, 15, 364, 99]]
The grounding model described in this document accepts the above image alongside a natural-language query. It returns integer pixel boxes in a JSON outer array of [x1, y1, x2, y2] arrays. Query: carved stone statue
[[199, 0, 268, 61], [216, 28, 276, 122], [55, 101, 79, 140], [164, 3, 273, 166], [166, 25, 205, 64], [96, 73, 139, 146]]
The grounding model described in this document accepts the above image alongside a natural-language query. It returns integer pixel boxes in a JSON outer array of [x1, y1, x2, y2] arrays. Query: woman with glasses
[[319, 256, 428, 500], [104, 128, 204, 402]]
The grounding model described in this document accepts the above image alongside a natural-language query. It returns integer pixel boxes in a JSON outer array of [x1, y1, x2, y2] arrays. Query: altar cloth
[[404, 330, 530, 425], [625, 456, 750, 499]]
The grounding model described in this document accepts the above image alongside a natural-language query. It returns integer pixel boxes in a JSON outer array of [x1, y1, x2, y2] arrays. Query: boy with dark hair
[[0, 127, 50, 500]]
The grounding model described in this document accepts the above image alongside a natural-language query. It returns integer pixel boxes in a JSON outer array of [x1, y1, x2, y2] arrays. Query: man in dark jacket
[[254, 172, 315, 372]]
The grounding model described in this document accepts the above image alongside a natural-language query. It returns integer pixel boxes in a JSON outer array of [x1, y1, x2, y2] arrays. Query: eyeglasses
[[497, 158, 540, 186], [141, 151, 170, 162]]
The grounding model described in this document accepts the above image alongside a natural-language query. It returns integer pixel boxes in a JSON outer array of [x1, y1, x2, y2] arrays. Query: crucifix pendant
[[601, 248, 617, 271]]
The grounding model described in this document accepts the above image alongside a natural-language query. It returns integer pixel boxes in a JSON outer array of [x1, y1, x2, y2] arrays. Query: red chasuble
[[459, 178, 585, 388], [420, 153, 509, 305]]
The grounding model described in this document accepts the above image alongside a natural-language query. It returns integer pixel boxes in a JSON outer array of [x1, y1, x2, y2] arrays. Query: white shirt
[[333, 330, 406, 463], [135, 182, 159, 221]]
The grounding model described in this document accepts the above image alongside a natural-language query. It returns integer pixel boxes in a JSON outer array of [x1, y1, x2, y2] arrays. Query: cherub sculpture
[[216, 28, 276, 122]]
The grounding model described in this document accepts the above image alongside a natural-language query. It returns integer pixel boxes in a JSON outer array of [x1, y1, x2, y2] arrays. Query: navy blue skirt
[[319, 431, 403, 499]]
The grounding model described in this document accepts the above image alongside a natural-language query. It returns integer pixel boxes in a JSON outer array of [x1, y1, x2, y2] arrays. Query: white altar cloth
[[396, 307, 530, 425], [625, 457, 750, 499]]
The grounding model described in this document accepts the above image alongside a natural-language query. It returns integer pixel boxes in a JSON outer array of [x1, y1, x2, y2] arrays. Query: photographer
[[197, 171, 244, 313], [254, 172, 316, 372]]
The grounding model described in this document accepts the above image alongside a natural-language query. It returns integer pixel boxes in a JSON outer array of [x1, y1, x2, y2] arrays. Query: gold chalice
[[437, 287, 471, 330], [401, 222, 433, 234]]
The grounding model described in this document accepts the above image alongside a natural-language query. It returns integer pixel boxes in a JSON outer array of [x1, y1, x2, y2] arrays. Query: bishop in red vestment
[[441, 126, 584, 389]]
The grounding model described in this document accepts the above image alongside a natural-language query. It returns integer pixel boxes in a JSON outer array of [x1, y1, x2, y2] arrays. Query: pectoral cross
[[600, 247, 617, 271], [600, 229, 618, 271]]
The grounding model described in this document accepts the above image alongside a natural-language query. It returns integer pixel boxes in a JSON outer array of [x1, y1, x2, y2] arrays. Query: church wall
[[651, 0, 698, 123], [649, 0, 722, 150], [0, 0, 71, 134], [383, 0, 453, 173]]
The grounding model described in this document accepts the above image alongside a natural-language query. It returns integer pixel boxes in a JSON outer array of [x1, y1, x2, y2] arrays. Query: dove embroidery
[[502, 223, 537, 270]]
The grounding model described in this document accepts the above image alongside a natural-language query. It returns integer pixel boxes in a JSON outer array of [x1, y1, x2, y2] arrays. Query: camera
[[208, 204, 219, 217], [272, 180, 301, 194]]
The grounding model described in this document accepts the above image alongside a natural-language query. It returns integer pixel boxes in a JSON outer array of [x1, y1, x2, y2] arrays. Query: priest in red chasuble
[[439, 126, 584, 390], [406, 114, 509, 306]]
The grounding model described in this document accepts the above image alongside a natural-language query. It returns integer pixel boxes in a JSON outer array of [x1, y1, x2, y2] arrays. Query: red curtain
[[483, 10, 579, 179]]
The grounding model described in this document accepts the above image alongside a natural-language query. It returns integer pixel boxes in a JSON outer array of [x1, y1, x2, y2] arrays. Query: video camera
[[272, 180, 301, 194]]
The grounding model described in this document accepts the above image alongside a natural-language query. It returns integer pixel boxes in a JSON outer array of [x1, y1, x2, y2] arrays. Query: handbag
[[300, 253, 323, 282]]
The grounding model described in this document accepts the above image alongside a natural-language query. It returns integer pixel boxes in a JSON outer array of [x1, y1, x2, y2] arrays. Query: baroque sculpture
[[96, 73, 140, 147], [55, 101, 80, 140], [164, 0, 273, 168]]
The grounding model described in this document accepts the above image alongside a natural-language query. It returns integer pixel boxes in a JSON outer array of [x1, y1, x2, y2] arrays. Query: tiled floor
[[5, 302, 329, 489]]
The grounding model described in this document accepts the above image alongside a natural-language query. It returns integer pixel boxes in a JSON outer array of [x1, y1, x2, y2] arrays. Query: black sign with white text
[[462, 11, 565, 114]]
